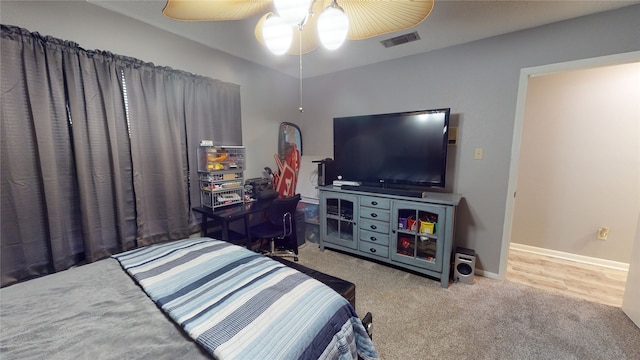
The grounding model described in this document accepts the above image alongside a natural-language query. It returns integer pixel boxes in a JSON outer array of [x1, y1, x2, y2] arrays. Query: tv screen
[[333, 108, 450, 189]]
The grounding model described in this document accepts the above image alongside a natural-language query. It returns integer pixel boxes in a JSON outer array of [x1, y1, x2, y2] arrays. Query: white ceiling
[[88, 0, 639, 79]]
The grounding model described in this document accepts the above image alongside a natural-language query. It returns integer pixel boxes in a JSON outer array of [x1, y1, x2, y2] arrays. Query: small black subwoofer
[[454, 247, 476, 285], [314, 159, 337, 186]]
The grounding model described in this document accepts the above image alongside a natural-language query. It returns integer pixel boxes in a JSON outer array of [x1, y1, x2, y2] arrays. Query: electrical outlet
[[597, 227, 609, 240]]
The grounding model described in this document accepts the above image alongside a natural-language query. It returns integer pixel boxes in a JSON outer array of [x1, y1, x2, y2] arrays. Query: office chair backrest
[[267, 194, 301, 229]]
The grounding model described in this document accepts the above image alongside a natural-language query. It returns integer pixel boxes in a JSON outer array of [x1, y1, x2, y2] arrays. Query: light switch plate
[[448, 126, 458, 145]]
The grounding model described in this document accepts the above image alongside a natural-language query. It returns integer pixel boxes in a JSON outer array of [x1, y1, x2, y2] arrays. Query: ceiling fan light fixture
[[262, 15, 293, 55], [273, 0, 312, 26], [317, 2, 349, 51], [163, 0, 435, 55]]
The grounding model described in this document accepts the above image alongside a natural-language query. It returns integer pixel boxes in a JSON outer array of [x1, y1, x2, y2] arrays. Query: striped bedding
[[113, 237, 378, 360]]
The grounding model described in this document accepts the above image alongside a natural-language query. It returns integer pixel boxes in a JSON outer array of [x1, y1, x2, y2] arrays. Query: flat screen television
[[333, 108, 450, 189]]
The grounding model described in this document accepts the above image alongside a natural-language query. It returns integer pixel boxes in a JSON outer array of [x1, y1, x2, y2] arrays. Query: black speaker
[[454, 247, 476, 285], [315, 159, 337, 186]]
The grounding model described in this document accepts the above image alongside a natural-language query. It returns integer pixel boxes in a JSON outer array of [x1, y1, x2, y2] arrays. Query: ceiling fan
[[163, 0, 435, 55]]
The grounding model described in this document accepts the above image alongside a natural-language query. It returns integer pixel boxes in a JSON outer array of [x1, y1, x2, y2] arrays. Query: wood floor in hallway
[[506, 248, 628, 307]]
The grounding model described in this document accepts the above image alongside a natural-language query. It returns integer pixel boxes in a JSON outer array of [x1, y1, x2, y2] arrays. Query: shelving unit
[[298, 201, 321, 244], [197, 145, 245, 209], [391, 201, 446, 273], [319, 186, 461, 288]]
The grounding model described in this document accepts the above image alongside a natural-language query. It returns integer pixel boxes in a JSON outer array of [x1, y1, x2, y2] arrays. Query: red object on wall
[[276, 162, 297, 198], [273, 146, 300, 198]]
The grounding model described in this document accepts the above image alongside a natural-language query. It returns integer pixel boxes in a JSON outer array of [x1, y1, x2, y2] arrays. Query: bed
[[0, 237, 378, 360]]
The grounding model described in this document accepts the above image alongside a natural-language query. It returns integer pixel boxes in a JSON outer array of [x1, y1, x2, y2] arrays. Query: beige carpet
[[288, 242, 640, 360]]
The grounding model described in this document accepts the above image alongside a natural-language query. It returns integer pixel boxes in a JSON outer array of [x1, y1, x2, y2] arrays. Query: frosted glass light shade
[[317, 6, 349, 50], [273, 0, 312, 26], [262, 15, 293, 55]]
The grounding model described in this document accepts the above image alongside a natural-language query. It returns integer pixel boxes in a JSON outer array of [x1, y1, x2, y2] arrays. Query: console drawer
[[359, 241, 389, 258], [359, 208, 390, 222], [359, 196, 390, 210], [359, 229, 389, 246], [359, 218, 390, 234]]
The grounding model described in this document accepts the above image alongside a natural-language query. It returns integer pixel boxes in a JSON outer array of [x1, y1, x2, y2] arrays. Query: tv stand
[[318, 185, 462, 287], [340, 185, 426, 198]]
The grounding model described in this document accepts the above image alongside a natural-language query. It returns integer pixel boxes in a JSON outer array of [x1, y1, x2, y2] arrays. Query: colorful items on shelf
[[398, 215, 437, 235], [206, 152, 228, 170], [419, 220, 435, 235]]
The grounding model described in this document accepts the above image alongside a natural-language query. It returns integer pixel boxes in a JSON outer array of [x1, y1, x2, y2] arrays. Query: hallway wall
[[511, 62, 640, 263]]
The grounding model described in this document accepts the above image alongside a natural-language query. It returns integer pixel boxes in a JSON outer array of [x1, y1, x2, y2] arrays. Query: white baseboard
[[475, 269, 500, 280], [510, 243, 629, 271]]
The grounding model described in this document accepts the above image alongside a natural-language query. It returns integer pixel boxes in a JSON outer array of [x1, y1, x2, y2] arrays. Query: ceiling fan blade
[[340, 0, 435, 40], [163, 0, 273, 21]]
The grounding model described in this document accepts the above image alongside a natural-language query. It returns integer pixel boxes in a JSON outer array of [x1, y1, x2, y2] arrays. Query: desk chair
[[249, 194, 301, 261]]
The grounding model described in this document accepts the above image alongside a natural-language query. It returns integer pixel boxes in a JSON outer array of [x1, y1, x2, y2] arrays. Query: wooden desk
[[193, 200, 273, 246]]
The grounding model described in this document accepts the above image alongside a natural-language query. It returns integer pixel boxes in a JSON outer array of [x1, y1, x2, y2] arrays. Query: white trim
[[498, 51, 640, 280], [475, 269, 500, 280], [497, 66, 530, 280], [510, 243, 629, 272]]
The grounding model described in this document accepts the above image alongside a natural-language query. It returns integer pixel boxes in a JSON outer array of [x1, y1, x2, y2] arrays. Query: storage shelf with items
[[392, 204, 444, 271], [298, 201, 321, 244], [197, 144, 245, 209]]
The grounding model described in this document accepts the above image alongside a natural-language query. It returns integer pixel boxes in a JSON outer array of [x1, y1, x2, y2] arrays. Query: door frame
[[498, 50, 640, 279]]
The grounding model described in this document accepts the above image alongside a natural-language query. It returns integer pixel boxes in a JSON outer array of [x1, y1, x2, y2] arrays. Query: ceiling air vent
[[380, 31, 421, 48]]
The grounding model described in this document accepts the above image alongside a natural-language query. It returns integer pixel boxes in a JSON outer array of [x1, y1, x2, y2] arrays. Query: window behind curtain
[[0, 25, 242, 286]]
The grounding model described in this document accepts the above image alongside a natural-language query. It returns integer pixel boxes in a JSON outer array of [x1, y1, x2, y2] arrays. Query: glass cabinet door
[[321, 192, 358, 250], [391, 201, 446, 271]]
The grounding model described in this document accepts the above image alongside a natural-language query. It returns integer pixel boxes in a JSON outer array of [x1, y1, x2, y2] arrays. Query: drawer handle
[[370, 236, 377, 241], [371, 201, 378, 206], [370, 224, 377, 230], [370, 248, 377, 253], [371, 213, 378, 218]]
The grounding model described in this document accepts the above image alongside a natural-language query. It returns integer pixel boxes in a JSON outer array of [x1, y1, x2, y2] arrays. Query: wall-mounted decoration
[[274, 122, 302, 197]]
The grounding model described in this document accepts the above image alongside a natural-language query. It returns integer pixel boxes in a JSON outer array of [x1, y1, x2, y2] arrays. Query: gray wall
[[300, 5, 640, 275]]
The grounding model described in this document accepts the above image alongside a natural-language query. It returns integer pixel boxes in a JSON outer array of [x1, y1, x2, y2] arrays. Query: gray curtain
[[0, 25, 242, 286], [125, 64, 242, 245], [63, 48, 137, 261], [125, 65, 193, 245], [1, 26, 80, 283]]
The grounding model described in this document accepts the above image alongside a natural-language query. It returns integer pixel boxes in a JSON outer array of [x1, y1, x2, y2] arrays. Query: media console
[[318, 185, 462, 288]]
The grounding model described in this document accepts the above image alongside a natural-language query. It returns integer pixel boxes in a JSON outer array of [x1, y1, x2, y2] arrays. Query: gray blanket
[[0, 258, 210, 360]]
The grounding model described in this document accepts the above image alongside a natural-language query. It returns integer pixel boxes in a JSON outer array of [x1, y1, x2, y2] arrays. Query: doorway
[[499, 52, 640, 304]]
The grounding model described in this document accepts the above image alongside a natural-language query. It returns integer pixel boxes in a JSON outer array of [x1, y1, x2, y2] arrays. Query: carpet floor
[[290, 242, 640, 360]]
